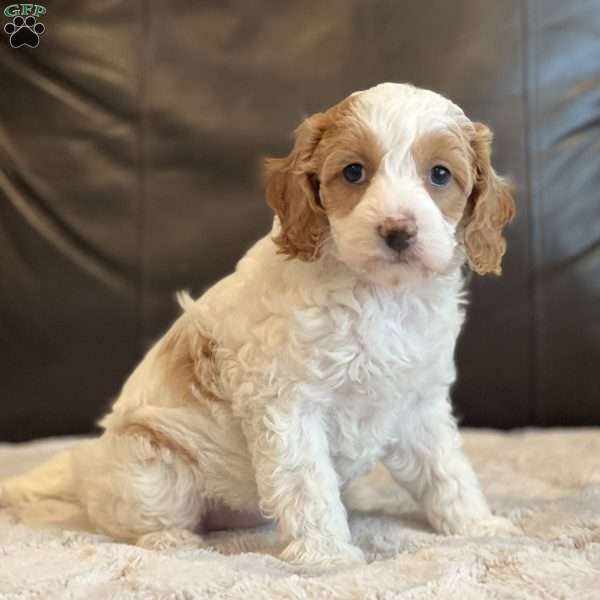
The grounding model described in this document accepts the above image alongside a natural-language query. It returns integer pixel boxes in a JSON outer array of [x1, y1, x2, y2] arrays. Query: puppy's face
[[266, 83, 514, 286]]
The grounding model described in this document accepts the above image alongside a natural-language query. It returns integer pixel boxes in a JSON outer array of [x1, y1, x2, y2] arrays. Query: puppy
[[1, 83, 516, 568]]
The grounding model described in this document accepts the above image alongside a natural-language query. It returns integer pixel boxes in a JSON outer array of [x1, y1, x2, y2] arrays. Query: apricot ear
[[462, 123, 515, 275], [264, 114, 329, 261]]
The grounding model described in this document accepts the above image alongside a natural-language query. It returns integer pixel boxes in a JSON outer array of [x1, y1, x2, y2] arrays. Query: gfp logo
[[3, 4, 47, 48]]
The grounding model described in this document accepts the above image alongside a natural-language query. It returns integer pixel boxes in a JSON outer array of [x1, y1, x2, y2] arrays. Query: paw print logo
[[4, 15, 45, 48]]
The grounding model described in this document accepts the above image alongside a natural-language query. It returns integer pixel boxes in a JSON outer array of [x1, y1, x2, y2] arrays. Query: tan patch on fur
[[265, 96, 382, 259], [317, 117, 384, 218], [156, 318, 223, 404], [192, 334, 222, 402], [461, 123, 515, 275], [412, 128, 473, 224], [120, 423, 196, 464]]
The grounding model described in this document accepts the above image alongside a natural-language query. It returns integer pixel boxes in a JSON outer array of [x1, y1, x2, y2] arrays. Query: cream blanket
[[1, 429, 599, 599]]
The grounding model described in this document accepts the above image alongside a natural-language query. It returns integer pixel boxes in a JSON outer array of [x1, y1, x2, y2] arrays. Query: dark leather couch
[[1, 1, 599, 441]]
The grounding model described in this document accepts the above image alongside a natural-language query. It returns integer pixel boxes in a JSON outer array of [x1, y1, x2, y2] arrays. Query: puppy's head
[[265, 83, 514, 286]]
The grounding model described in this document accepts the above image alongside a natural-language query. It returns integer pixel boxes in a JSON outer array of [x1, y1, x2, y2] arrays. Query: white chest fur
[[316, 278, 466, 482]]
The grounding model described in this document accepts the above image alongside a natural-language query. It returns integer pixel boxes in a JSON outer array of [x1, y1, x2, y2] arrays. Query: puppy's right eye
[[342, 163, 366, 184]]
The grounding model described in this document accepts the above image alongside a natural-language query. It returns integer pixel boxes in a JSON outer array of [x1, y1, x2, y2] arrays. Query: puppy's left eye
[[430, 165, 452, 186], [342, 163, 366, 184]]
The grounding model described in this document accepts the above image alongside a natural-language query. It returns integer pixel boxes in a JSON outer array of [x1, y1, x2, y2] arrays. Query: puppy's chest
[[314, 291, 462, 482], [306, 290, 460, 395]]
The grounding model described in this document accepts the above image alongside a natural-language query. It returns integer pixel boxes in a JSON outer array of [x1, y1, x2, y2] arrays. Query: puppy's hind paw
[[0, 484, 8, 508], [0, 478, 29, 508]]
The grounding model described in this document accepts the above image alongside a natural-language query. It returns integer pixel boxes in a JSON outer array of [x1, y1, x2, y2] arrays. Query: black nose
[[384, 228, 414, 253]]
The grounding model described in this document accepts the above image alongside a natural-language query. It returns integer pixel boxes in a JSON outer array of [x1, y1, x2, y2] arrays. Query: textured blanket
[[1, 430, 599, 599]]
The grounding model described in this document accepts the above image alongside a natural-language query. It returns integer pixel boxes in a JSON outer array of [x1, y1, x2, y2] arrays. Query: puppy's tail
[[0, 447, 77, 508]]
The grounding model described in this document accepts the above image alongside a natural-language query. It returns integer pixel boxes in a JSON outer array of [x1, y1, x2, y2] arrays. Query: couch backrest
[[1, 1, 598, 440]]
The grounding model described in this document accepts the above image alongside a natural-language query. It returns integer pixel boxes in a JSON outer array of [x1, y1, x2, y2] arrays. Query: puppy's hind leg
[[73, 425, 208, 549]]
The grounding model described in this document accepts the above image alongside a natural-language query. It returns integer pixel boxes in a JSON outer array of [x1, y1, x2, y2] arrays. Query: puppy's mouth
[[365, 252, 427, 273], [366, 243, 443, 278], [348, 255, 434, 288], [388, 249, 417, 265]]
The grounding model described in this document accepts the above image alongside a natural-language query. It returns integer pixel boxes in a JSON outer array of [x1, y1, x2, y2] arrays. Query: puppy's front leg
[[384, 403, 520, 537], [246, 403, 364, 568]]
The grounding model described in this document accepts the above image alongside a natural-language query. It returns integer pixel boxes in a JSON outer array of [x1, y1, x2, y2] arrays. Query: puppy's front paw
[[455, 515, 523, 538], [137, 528, 206, 551], [280, 536, 365, 570]]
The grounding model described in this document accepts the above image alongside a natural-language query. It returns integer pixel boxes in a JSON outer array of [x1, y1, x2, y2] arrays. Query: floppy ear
[[462, 123, 515, 275], [265, 113, 329, 261]]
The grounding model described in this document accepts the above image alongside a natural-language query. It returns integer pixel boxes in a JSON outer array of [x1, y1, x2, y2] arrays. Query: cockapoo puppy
[[2, 83, 517, 568]]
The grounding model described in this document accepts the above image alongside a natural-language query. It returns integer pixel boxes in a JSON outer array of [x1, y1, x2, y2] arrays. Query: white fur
[[0, 83, 518, 570]]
